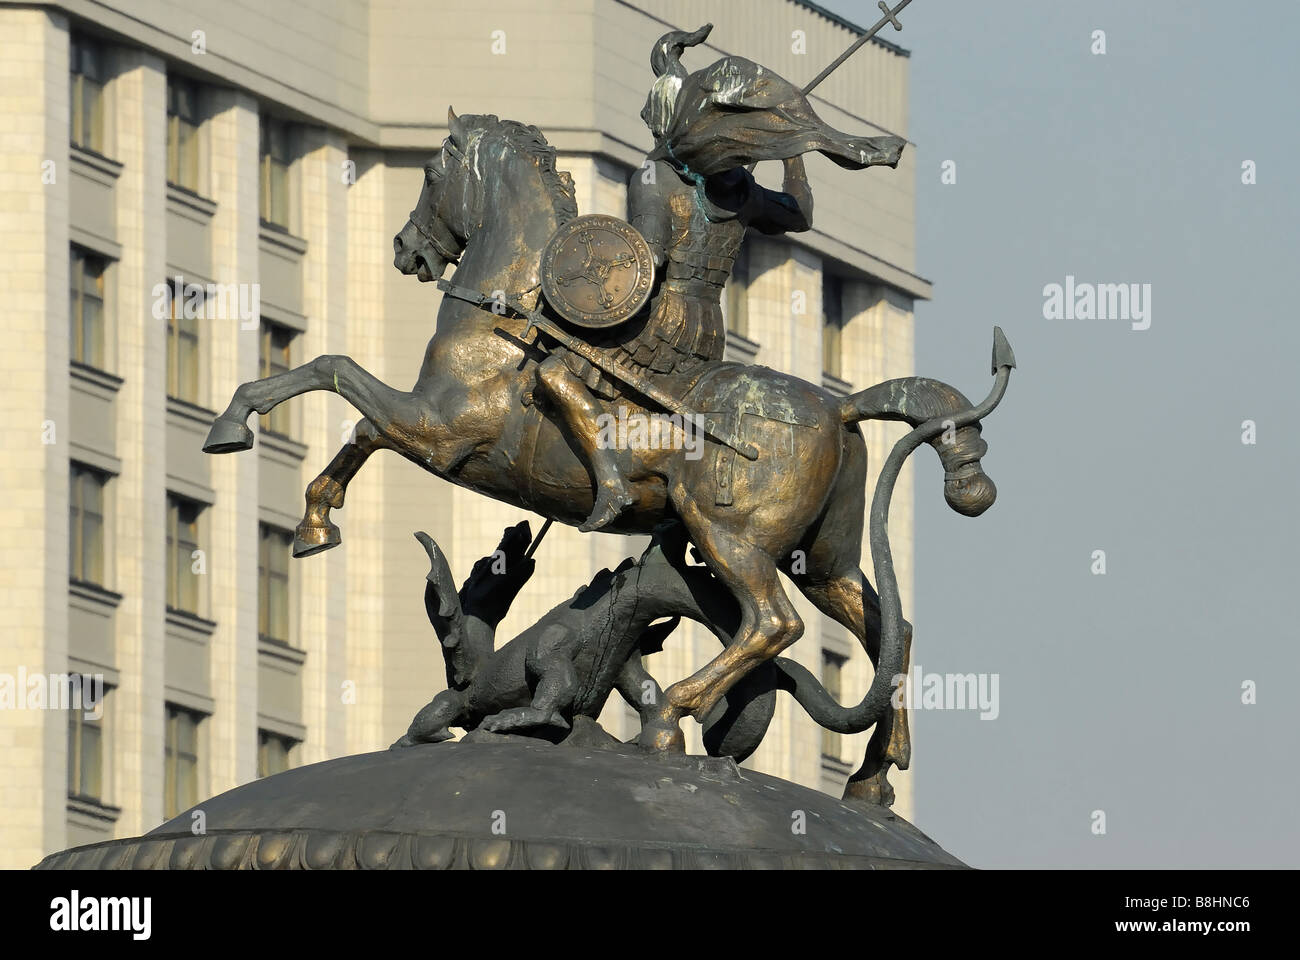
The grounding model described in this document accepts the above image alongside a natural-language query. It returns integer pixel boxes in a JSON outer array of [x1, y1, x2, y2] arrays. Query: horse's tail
[[840, 377, 997, 518], [823, 373, 1005, 736]]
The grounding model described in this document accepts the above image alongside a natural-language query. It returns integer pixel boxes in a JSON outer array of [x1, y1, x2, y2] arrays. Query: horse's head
[[393, 107, 480, 283], [393, 108, 577, 286]]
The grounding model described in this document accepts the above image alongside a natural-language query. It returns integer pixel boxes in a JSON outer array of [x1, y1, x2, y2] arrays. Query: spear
[[746, 0, 914, 172], [802, 0, 915, 98]]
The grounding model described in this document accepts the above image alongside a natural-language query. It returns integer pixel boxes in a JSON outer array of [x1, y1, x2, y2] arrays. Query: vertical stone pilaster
[[342, 150, 389, 756], [205, 90, 260, 794], [298, 128, 350, 764], [0, 7, 70, 870], [841, 280, 916, 820], [735, 240, 827, 788], [109, 48, 168, 838]]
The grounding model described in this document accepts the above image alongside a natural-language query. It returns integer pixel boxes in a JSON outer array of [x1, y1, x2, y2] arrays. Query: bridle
[[408, 137, 481, 268], [408, 204, 464, 267]]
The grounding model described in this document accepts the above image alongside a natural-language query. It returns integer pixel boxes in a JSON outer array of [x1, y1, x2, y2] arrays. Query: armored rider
[[533, 25, 906, 532]]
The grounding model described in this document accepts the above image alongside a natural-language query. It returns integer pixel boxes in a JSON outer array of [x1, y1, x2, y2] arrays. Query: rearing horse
[[204, 111, 1004, 803]]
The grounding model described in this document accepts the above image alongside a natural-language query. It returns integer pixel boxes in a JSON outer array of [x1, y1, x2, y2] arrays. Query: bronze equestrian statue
[[395, 353, 1011, 814], [203, 20, 1012, 805]]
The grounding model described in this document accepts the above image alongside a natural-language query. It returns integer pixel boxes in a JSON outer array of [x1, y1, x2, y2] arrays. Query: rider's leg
[[534, 353, 633, 532]]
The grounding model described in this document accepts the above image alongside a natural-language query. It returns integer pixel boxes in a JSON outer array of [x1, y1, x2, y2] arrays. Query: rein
[[409, 210, 463, 266]]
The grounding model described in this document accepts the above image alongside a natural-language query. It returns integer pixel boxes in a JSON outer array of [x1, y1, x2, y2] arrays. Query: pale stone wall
[[204, 90, 262, 804], [0, 5, 73, 871], [0, 0, 921, 866], [296, 128, 351, 764], [105, 48, 169, 839], [340, 149, 393, 757]]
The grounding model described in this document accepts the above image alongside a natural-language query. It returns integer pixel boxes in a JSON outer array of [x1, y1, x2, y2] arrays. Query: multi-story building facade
[[0, 0, 930, 868]]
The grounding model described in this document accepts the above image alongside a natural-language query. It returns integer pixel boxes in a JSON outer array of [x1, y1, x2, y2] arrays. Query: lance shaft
[[801, 0, 914, 98], [744, 0, 913, 173]]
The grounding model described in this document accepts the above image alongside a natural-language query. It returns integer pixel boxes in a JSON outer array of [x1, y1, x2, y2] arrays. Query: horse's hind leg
[[641, 508, 804, 752], [797, 568, 912, 807], [296, 419, 389, 557]]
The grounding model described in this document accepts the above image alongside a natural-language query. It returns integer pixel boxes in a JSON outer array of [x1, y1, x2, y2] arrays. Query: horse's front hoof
[[293, 519, 341, 557], [202, 417, 254, 453], [637, 718, 685, 753]]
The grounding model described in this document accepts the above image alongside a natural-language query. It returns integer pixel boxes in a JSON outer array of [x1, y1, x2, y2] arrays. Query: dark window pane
[[822, 274, 844, 379], [82, 77, 103, 151], [259, 322, 295, 435], [77, 42, 101, 81], [173, 82, 195, 122], [163, 716, 176, 818], [70, 464, 106, 585], [80, 720, 103, 798], [167, 297, 200, 402], [167, 79, 201, 190], [70, 38, 105, 152], [177, 118, 199, 190], [166, 497, 176, 607], [821, 651, 846, 760], [166, 115, 178, 185], [69, 250, 82, 362], [81, 511, 103, 584], [67, 679, 105, 800], [268, 122, 290, 163], [166, 495, 202, 612], [70, 249, 105, 368], [257, 730, 294, 779], [67, 708, 79, 794], [69, 75, 80, 150], [259, 120, 291, 228], [258, 524, 292, 643], [269, 159, 288, 227], [164, 705, 202, 819], [726, 243, 749, 337], [80, 297, 102, 368]]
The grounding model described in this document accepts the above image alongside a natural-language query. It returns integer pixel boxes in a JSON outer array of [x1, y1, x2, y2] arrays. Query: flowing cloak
[[645, 56, 906, 177]]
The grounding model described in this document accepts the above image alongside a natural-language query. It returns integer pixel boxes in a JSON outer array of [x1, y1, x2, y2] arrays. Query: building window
[[67, 680, 105, 802], [258, 524, 292, 644], [259, 118, 291, 229], [166, 76, 201, 191], [163, 704, 202, 819], [166, 283, 201, 403], [257, 730, 297, 779], [822, 273, 844, 379], [821, 650, 847, 761], [725, 243, 750, 338], [69, 463, 108, 586], [166, 494, 203, 614], [258, 320, 295, 436], [70, 35, 105, 153], [70, 247, 107, 369]]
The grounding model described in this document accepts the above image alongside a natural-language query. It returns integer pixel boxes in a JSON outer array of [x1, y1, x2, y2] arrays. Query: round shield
[[540, 215, 655, 329]]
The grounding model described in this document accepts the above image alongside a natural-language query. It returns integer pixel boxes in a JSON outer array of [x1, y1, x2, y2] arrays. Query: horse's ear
[[447, 106, 466, 145]]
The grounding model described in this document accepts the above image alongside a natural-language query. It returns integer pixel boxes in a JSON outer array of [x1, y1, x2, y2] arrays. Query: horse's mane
[[463, 115, 579, 225]]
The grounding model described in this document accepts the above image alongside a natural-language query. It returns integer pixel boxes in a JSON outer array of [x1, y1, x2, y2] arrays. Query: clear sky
[[821, 0, 1299, 867]]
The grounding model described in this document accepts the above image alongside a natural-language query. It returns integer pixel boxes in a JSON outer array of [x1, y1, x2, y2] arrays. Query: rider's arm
[[628, 160, 672, 267], [749, 157, 814, 235]]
